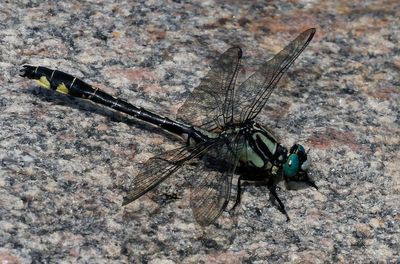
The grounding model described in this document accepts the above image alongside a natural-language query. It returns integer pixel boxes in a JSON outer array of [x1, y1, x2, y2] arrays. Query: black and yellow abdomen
[[20, 65, 99, 98], [20, 65, 210, 143]]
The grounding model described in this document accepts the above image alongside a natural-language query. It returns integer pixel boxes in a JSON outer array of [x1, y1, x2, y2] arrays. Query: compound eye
[[297, 144, 305, 153], [290, 144, 305, 154], [283, 154, 300, 178]]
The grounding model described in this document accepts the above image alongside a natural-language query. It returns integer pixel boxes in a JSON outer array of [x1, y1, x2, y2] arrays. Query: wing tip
[[304, 28, 316, 41], [227, 46, 243, 59], [122, 193, 142, 206], [121, 197, 132, 206]]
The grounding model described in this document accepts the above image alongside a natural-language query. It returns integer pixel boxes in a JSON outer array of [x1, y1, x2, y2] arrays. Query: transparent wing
[[189, 133, 245, 226], [177, 47, 242, 131], [122, 142, 213, 205], [234, 28, 316, 122]]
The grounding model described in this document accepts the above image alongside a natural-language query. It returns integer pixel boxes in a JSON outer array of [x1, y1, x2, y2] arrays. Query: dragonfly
[[20, 28, 317, 226]]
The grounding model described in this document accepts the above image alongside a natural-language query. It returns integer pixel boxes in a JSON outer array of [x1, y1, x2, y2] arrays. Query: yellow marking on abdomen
[[36, 76, 51, 89], [56, 83, 69, 94]]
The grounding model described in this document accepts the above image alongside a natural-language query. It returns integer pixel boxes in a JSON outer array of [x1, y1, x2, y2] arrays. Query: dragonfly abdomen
[[20, 65, 205, 141]]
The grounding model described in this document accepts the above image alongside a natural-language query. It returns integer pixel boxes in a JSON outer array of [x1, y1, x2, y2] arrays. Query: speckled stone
[[0, 0, 399, 263]]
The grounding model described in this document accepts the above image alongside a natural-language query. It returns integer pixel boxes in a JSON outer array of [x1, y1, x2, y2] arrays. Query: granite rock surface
[[0, 0, 399, 263]]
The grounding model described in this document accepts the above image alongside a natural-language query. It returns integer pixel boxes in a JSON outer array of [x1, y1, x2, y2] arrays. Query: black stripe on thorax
[[248, 127, 277, 165]]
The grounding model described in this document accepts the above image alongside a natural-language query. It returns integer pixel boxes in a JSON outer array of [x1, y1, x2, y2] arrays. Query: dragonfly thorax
[[239, 122, 288, 171]]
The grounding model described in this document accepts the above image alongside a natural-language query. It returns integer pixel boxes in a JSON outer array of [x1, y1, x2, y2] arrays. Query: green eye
[[283, 154, 300, 178], [297, 144, 305, 154]]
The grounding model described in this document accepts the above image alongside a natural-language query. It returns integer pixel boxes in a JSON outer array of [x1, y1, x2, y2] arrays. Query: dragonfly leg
[[230, 175, 243, 211], [306, 179, 318, 190], [268, 184, 290, 221]]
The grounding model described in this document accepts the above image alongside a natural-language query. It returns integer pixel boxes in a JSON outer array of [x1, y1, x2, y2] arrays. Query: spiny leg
[[230, 175, 243, 211], [268, 184, 290, 221], [304, 172, 319, 190], [287, 172, 319, 191], [306, 179, 319, 190]]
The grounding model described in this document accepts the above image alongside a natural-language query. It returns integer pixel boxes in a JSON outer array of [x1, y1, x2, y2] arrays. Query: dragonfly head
[[283, 144, 316, 188]]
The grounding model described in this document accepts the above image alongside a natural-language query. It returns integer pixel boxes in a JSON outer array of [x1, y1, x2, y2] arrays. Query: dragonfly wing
[[122, 142, 212, 205], [189, 133, 245, 226], [234, 28, 316, 122], [177, 47, 242, 130]]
